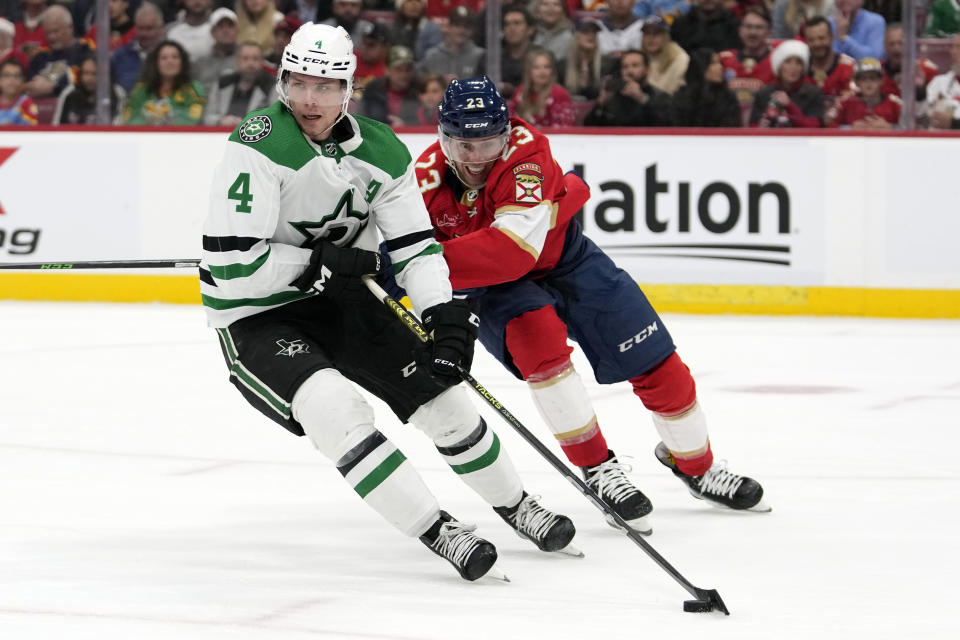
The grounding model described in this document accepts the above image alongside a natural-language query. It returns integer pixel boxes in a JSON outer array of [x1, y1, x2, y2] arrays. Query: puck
[[683, 600, 713, 613]]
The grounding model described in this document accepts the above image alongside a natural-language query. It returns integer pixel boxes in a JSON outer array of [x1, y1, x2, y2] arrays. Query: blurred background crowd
[[0, 0, 958, 129]]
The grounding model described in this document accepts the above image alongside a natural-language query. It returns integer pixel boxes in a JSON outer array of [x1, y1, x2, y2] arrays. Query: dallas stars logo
[[238, 115, 272, 143], [276, 339, 310, 357], [289, 190, 370, 246]]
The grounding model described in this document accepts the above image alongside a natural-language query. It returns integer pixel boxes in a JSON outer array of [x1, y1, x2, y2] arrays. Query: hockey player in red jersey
[[411, 77, 769, 534]]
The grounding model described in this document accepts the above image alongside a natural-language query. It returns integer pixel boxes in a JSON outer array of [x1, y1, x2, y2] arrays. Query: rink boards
[[0, 128, 957, 318]]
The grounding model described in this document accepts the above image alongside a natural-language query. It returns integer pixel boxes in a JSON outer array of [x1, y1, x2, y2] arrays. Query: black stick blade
[[684, 589, 730, 615]]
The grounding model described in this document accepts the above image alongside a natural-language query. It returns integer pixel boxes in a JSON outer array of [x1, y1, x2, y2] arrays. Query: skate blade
[[692, 489, 773, 513], [604, 513, 652, 536], [484, 564, 510, 583], [555, 542, 585, 558]]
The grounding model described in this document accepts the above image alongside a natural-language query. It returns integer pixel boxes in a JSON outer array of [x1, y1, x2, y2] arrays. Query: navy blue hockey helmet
[[438, 76, 510, 140]]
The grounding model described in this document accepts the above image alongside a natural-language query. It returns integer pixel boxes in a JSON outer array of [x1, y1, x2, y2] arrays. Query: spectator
[[803, 16, 855, 101], [355, 21, 391, 92], [771, 0, 835, 38], [204, 41, 274, 126], [52, 53, 125, 124], [84, 0, 135, 51], [123, 39, 205, 125], [13, 0, 48, 60], [111, 1, 166, 93], [390, 0, 442, 61], [671, 47, 740, 125], [597, 0, 645, 57], [237, 0, 280, 55], [829, 0, 885, 61], [925, 0, 960, 37], [750, 39, 824, 126], [533, 0, 574, 67], [360, 44, 420, 125], [322, 0, 372, 44], [584, 49, 672, 126], [881, 23, 938, 101], [670, 0, 741, 53], [167, 0, 215, 65], [642, 15, 689, 95], [413, 72, 444, 124], [499, 6, 537, 98], [634, 0, 692, 23], [564, 18, 605, 100], [1, 17, 31, 69], [825, 56, 899, 127], [194, 8, 240, 94], [509, 47, 575, 127], [927, 33, 960, 129], [425, 0, 483, 19], [267, 15, 301, 67], [25, 5, 93, 99], [720, 6, 776, 86], [0, 58, 38, 124], [418, 6, 484, 81], [279, 0, 330, 25]]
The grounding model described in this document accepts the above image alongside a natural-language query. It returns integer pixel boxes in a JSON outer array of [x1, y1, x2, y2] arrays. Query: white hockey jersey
[[201, 103, 451, 327]]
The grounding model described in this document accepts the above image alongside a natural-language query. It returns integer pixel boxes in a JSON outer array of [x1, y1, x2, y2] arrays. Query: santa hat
[[770, 40, 810, 76]]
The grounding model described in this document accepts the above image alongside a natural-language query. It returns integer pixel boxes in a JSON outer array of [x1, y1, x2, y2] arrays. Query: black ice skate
[[494, 493, 582, 557], [654, 442, 771, 512], [581, 450, 654, 535], [419, 511, 507, 582]]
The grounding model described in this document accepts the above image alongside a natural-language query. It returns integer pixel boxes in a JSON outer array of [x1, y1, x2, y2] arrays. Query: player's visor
[[439, 130, 509, 165], [283, 76, 347, 107]]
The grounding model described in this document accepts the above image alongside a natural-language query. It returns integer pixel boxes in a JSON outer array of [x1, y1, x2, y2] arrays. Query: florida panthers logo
[[513, 163, 543, 204]]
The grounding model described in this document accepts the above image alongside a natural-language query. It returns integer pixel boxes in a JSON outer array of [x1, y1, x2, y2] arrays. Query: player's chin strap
[[361, 275, 730, 616]]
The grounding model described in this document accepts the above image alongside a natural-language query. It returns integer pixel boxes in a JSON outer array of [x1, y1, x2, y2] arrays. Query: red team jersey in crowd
[[881, 58, 940, 96], [807, 53, 856, 96], [827, 93, 902, 126], [719, 47, 777, 86], [415, 117, 589, 291]]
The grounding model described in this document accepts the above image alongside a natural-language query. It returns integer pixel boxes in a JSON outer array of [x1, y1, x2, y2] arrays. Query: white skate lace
[[513, 495, 560, 542], [586, 458, 639, 503], [697, 463, 744, 500], [433, 521, 482, 567]]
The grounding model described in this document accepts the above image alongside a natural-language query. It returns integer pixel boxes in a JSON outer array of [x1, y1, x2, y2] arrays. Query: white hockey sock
[[528, 361, 601, 450], [651, 401, 710, 461]]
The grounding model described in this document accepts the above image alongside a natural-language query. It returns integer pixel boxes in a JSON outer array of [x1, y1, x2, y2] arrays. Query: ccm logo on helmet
[[464, 122, 489, 128], [303, 57, 330, 64]]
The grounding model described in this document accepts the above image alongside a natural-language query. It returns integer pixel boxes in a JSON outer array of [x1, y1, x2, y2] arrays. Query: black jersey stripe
[[435, 418, 487, 457], [202, 235, 264, 252], [199, 268, 217, 287], [383, 229, 435, 252], [336, 430, 388, 476]]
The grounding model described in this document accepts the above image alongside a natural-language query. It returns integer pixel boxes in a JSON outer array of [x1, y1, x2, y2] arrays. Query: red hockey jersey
[[807, 53, 856, 96], [826, 93, 901, 127], [881, 58, 940, 97], [415, 117, 590, 290]]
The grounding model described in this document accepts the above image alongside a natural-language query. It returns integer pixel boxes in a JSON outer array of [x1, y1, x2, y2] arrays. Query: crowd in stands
[[1, 0, 959, 129]]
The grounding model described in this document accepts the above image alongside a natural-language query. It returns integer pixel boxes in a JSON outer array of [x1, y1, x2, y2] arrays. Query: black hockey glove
[[290, 241, 382, 301], [420, 299, 480, 382]]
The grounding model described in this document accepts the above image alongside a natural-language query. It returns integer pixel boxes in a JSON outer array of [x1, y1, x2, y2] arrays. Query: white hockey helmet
[[277, 22, 356, 114]]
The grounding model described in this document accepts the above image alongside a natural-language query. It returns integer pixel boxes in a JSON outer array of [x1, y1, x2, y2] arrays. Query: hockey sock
[[505, 307, 608, 467], [631, 352, 713, 476], [434, 418, 524, 508], [336, 430, 440, 537]]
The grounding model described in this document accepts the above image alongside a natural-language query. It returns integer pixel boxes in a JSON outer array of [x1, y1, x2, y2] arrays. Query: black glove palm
[[291, 241, 382, 300], [421, 299, 479, 381]]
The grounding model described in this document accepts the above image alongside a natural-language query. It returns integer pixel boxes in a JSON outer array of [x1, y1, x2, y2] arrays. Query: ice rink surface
[[1, 301, 958, 639]]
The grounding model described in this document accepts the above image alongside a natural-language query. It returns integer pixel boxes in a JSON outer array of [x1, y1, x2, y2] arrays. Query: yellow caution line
[[1, 274, 958, 319]]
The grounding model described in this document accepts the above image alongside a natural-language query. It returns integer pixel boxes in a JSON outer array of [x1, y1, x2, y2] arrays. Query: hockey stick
[[0, 259, 201, 270], [362, 275, 729, 615]]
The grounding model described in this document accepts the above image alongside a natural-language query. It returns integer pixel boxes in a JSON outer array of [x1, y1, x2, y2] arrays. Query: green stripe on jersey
[[448, 434, 501, 475], [351, 116, 411, 180], [354, 449, 407, 498], [207, 247, 271, 280], [231, 360, 291, 418], [392, 242, 443, 273], [201, 290, 310, 310]]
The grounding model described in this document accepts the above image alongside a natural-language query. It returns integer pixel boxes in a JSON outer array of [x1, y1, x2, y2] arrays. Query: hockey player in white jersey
[[200, 23, 577, 581]]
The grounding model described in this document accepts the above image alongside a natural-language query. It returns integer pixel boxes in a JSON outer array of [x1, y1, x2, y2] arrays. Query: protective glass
[[439, 130, 509, 165], [283, 75, 347, 108]]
